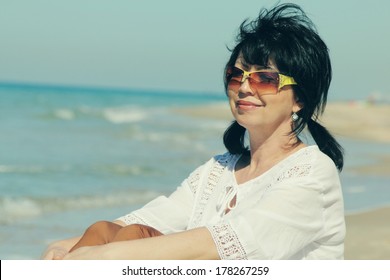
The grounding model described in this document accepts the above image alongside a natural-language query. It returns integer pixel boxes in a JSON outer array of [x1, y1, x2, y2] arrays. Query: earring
[[291, 112, 299, 121]]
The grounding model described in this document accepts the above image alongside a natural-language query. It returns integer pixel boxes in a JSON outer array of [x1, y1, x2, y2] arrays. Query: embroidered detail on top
[[187, 168, 201, 195], [276, 164, 312, 182], [207, 223, 247, 260], [256, 164, 312, 200], [254, 152, 314, 201], [190, 153, 232, 228], [120, 213, 150, 226], [275, 147, 313, 182]]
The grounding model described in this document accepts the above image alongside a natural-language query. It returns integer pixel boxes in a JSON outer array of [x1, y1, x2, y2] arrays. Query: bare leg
[[69, 221, 163, 253], [69, 221, 123, 252], [112, 224, 163, 242]]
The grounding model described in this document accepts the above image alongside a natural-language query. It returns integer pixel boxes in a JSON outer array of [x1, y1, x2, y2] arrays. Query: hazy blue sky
[[1, 0, 389, 100]]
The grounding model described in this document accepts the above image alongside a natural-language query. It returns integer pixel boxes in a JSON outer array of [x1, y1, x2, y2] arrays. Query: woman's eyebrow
[[237, 61, 269, 71], [254, 65, 272, 70]]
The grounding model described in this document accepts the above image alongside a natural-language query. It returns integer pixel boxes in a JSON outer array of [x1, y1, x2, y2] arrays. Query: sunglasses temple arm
[[278, 74, 297, 90]]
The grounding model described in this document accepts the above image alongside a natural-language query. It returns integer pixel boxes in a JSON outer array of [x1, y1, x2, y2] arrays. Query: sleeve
[[116, 163, 205, 235], [207, 161, 342, 260]]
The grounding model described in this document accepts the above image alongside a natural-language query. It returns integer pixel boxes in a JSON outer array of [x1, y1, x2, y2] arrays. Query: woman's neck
[[235, 126, 305, 184]]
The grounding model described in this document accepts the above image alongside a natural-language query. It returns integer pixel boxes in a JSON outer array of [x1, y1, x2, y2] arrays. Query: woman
[[42, 3, 345, 260]]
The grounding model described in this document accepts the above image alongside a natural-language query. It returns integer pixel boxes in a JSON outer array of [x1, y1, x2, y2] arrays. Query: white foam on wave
[[62, 191, 159, 209], [0, 164, 72, 174], [0, 190, 162, 225], [54, 109, 75, 120], [50, 105, 148, 124], [0, 165, 46, 174], [99, 164, 152, 176], [345, 185, 367, 194], [0, 197, 42, 224], [134, 131, 194, 144], [103, 106, 147, 124]]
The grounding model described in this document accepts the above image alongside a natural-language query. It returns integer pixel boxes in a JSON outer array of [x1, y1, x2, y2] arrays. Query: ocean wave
[[103, 106, 147, 124], [134, 131, 190, 143], [345, 185, 367, 194], [0, 165, 71, 174], [54, 109, 76, 120], [95, 164, 156, 176], [0, 164, 155, 176], [0, 190, 162, 225], [47, 105, 148, 124]]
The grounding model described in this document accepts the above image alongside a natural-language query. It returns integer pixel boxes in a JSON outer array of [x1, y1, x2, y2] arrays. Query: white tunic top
[[117, 145, 345, 259]]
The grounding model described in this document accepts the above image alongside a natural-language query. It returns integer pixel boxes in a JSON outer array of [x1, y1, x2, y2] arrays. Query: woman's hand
[[41, 236, 81, 260], [42, 245, 69, 260]]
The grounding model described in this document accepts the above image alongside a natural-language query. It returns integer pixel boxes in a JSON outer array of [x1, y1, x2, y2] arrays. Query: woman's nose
[[238, 77, 254, 95]]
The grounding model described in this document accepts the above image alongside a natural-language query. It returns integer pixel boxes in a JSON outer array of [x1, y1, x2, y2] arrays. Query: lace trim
[[187, 168, 201, 195], [119, 213, 150, 226], [275, 147, 313, 182], [190, 153, 232, 228], [207, 223, 247, 260], [276, 164, 312, 182], [256, 156, 313, 201]]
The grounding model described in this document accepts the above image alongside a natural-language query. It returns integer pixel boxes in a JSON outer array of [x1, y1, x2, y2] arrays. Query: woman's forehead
[[235, 52, 278, 71]]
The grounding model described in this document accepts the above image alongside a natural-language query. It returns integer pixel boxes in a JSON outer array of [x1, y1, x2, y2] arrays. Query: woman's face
[[227, 54, 301, 135]]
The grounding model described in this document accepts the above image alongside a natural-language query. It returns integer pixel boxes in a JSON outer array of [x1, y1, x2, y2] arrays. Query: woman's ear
[[292, 96, 304, 113]]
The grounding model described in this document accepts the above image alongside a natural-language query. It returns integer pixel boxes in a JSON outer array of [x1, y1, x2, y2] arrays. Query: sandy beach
[[174, 101, 390, 143], [345, 207, 390, 259], [174, 101, 390, 176], [174, 101, 390, 259]]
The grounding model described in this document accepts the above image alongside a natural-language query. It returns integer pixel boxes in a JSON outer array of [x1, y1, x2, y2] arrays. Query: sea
[[0, 83, 389, 259]]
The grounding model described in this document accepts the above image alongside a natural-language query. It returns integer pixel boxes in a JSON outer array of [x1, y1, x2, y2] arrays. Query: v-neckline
[[232, 145, 314, 187]]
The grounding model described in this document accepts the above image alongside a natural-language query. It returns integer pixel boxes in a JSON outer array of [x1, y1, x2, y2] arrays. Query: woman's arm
[[63, 227, 219, 260]]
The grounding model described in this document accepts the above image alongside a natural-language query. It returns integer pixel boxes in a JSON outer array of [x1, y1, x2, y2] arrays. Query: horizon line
[[0, 80, 224, 97]]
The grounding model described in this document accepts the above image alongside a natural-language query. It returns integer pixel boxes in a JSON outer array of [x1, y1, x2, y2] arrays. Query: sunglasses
[[226, 66, 297, 95]]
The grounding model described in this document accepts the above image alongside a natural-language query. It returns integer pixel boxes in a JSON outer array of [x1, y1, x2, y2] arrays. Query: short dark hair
[[223, 3, 344, 171]]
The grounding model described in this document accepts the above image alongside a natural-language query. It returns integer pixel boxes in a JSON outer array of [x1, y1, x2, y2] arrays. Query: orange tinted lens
[[226, 67, 280, 94], [250, 72, 279, 94], [226, 67, 243, 91], [226, 67, 243, 81], [227, 79, 241, 91]]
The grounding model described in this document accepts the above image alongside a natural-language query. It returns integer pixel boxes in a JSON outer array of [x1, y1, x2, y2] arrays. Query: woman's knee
[[84, 221, 122, 239], [113, 224, 162, 242], [69, 221, 122, 252], [85, 221, 113, 234]]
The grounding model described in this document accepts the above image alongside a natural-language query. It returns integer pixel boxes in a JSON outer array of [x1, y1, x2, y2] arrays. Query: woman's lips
[[236, 100, 263, 109]]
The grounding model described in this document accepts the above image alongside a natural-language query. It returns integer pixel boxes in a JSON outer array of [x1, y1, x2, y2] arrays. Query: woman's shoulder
[[292, 145, 337, 168], [212, 151, 238, 163], [293, 145, 341, 186], [190, 152, 238, 176], [304, 145, 339, 174], [212, 151, 245, 171], [274, 145, 339, 183]]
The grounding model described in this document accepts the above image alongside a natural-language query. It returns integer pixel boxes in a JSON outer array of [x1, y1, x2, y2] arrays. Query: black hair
[[223, 3, 344, 171]]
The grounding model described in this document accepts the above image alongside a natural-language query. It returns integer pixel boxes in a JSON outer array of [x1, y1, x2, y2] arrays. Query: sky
[[1, 0, 389, 101]]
